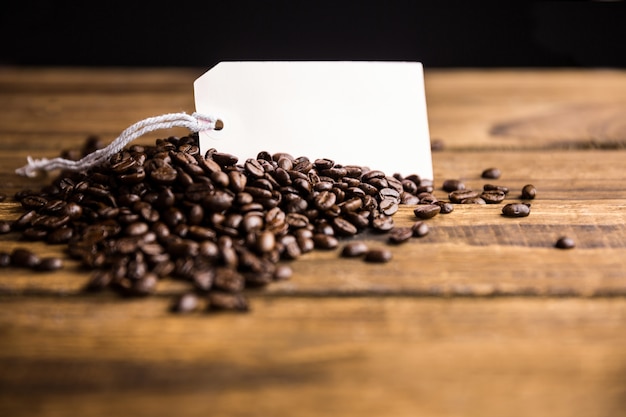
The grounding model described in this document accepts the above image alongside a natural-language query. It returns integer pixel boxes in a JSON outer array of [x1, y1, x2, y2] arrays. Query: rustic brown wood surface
[[1, 67, 626, 417]]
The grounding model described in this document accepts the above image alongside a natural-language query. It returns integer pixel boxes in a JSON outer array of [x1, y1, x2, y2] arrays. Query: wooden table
[[1, 67, 626, 417]]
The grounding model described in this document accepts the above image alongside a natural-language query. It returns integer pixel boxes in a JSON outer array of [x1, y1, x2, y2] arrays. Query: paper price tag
[[194, 61, 433, 180]]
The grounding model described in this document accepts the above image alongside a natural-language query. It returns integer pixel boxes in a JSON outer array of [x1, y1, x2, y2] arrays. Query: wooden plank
[[1, 296, 625, 417]]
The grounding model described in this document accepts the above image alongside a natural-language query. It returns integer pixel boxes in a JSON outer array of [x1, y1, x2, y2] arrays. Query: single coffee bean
[[11, 248, 40, 268], [413, 204, 441, 219], [411, 221, 430, 237], [313, 233, 339, 249], [502, 203, 531, 218], [481, 167, 501, 179], [461, 197, 486, 204], [364, 248, 393, 263], [341, 241, 369, 257], [371, 215, 395, 232], [170, 292, 200, 313], [483, 184, 509, 195], [521, 184, 537, 200], [448, 189, 480, 204], [435, 201, 454, 214], [442, 179, 465, 192], [273, 264, 293, 281], [35, 257, 64, 271], [388, 227, 413, 244], [0, 220, 14, 234], [555, 236, 575, 249], [207, 291, 249, 312], [480, 189, 506, 204], [333, 217, 358, 236], [0, 252, 11, 267]]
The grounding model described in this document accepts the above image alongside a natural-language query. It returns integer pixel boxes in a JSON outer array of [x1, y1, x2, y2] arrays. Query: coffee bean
[[341, 241, 369, 257], [502, 203, 531, 218], [434, 201, 454, 214], [481, 167, 501, 179], [413, 204, 441, 219], [411, 221, 430, 238], [480, 189, 506, 204], [0, 252, 11, 267], [170, 292, 200, 313], [0, 220, 13, 234], [555, 236, 575, 249], [364, 248, 393, 263], [11, 248, 40, 268], [35, 257, 64, 271], [388, 227, 413, 244], [207, 291, 249, 312], [313, 233, 339, 249], [448, 189, 480, 204], [521, 184, 537, 200], [442, 179, 465, 192], [483, 184, 509, 195], [333, 217, 358, 236]]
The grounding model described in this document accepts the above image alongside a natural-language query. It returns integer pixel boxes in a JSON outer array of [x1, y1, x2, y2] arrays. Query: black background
[[1, 1, 625, 68]]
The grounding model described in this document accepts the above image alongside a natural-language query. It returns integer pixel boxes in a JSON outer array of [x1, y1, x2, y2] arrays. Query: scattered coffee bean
[[171, 292, 200, 313], [502, 203, 531, 218], [435, 201, 454, 214], [521, 184, 537, 200], [35, 257, 64, 271], [388, 227, 413, 244], [555, 236, 575, 249], [364, 248, 393, 263], [0, 220, 12, 234], [483, 184, 509, 195], [411, 221, 429, 238], [442, 179, 465, 192], [341, 241, 369, 257], [448, 189, 480, 204], [413, 204, 441, 219], [480, 189, 506, 204], [10, 248, 40, 268], [481, 167, 501, 179], [0, 252, 10, 267], [208, 291, 249, 312]]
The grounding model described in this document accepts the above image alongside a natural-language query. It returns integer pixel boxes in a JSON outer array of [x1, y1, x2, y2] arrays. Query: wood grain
[[1, 67, 626, 417]]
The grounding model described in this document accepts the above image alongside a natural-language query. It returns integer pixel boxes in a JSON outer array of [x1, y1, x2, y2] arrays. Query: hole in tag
[[214, 119, 224, 131]]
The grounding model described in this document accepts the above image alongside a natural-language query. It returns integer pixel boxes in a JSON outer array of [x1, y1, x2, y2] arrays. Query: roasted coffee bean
[[273, 264, 293, 281], [0, 252, 11, 267], [413, 204, 441, 219], [313, 233, 339, 249], [502, 203, 531, 218], [341, 241, 369, 257], [170, 292, 200, 313], [555, 236, 575, 249], [22, 227, 48, 240], [0, 220, 13, 234], [448, 189, 480, 204], [483, 184, 509, 195], [435, 201, 454, 214], [207, 291, 249, 312], [333, 217, 358, 236], [388, 227, 413, 244], [364, 248, 393, 263], [481, 167, 501, 179], [461, 196, 486, 204], [379, 198, 399, 216], [11, 248, 40, 268], [371, 215, 395, 232], [481, 189, 506, 204], [521, 184, 537, 200], [35, 257, 64, 271], [442, 179, 465, 192], [411, 221, 430, 237]]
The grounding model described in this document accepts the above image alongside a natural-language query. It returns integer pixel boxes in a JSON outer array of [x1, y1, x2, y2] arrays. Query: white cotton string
[[15, 112, 218, 177]]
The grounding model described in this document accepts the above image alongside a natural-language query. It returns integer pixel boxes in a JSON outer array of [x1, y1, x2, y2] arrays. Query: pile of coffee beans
[[1, 134, 554, 314], [2, 134, 453, 313]]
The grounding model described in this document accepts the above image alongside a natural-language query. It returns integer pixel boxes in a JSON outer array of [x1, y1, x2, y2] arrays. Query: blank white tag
[[194, 61, 433, 180]]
